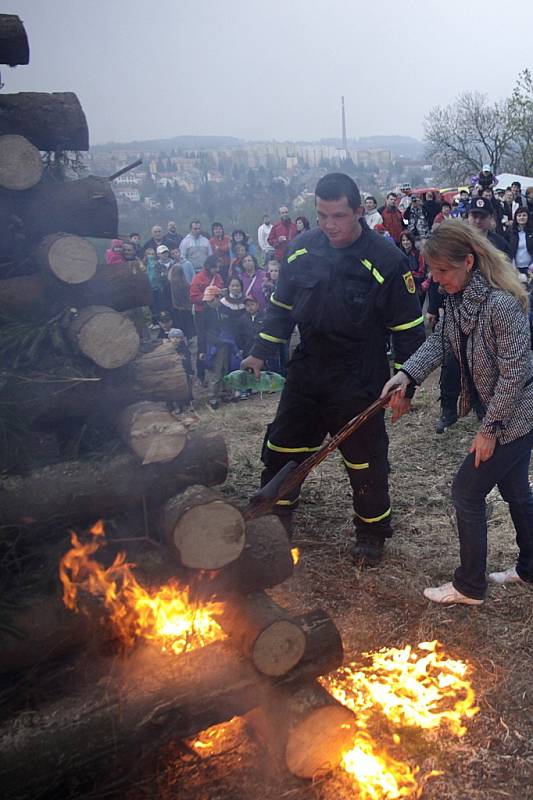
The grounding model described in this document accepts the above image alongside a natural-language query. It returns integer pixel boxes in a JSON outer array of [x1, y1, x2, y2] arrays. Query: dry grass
[[150, 379, 533, 800]]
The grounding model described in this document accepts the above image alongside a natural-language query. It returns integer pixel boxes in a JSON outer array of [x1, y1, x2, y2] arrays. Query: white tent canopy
[[495, 173, 533, 189]]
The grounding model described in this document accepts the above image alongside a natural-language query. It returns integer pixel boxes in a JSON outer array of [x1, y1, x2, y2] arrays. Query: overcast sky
[[5, 0, 532, 146]]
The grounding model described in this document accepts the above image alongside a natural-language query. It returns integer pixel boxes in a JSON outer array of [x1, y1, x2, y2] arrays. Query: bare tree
[[424, 92, 513, 184], [506, 69, 533, 176]]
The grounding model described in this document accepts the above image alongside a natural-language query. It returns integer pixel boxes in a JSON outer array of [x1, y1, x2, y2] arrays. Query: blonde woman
[[382, 219, 533, 605]]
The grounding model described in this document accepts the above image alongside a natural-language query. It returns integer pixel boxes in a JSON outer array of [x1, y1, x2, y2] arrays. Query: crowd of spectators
[[103, 173, 533, 412]]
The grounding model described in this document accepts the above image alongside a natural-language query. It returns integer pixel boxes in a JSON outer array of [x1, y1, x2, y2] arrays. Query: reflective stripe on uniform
[[354, 507, 391, 523], [259, 332, 288, 344], [267, 440, 321, 454], [393, 362, 403, 371], [360, 258, 385, 285], [275, 497, 300, 506], [342, 457, 369, 470], [287, 248, 308, 263], [388, 315, 424, 332], [271, 293, 293, 311]]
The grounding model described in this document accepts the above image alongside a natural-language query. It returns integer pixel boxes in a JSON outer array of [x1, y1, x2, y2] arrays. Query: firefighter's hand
[[381, 372, 411, 423], [241, 355, 264, 379], [470, 432, 496, 468]]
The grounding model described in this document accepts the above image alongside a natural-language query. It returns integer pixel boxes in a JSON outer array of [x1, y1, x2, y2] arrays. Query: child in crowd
[[168, 328, 194, 412], [262, 258, 280, 303], [203, 279, 246, 409]]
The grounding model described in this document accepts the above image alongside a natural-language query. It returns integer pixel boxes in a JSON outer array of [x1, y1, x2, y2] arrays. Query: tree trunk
[[67, 305, 140, 369], [117, 401, 187, 465], [0, 134, 43, 190], [0, 430, 228, 528], [0, 610, 342, 800], [161, 486, 246, 569], [216, 590, 307, 676], [193, 515, 294, 599], [0, 260, 152, 315], [246, 680, 355, 779], [4, 343, 190, 429], [0, 92, 88, 150], [22, 175, 118, 241], [0, 15, 29, 66], [72, 260, 153, 310], [0, 177, 118, 261], [37, 233, 98, 284]]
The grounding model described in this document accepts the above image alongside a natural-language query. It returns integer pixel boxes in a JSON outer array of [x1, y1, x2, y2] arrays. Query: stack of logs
[[0, 17, 357, 798], [0, 490, 357, 799]]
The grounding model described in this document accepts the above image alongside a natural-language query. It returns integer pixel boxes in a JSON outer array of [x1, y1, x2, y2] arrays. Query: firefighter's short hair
[[315, 173, 361, 211]]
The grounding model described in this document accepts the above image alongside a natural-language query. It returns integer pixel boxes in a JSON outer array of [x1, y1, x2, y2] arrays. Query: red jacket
[[381, 207, 404, 243], [268, 219, 298, 261], [209, 235, 231, 266], [189, 269, 224, 313]]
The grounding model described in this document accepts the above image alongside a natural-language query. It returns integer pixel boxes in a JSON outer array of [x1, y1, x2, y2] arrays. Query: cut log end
[[175, 500, 245, 569], [286, 703, 355, 778], [70, 306, 140, 369], [253, 620, 307, 677], [0, 134, 43, 190], [41, 234, 98, 284], [118, 402, 187, 465]]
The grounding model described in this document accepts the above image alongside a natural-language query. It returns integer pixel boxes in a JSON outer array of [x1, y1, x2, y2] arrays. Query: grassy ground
[[151, 378, 533, 800]]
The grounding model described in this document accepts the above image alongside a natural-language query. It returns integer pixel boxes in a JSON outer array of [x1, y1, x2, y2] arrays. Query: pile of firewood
[[0, 491, 356, 799], [0, 18, 356, 799]]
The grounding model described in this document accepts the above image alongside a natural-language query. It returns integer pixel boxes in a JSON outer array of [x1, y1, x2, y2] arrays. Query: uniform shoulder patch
[[402, 271, 416, 294]]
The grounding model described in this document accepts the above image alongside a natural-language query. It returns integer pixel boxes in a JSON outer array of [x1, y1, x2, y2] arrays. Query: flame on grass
[[291, 547, 300, 566], [59, 521, 224, 654], [322, 640, 478, 799]]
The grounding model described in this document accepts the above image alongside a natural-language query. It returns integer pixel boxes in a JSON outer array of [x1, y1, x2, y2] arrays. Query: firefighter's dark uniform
[[250, 223, 425, 548]]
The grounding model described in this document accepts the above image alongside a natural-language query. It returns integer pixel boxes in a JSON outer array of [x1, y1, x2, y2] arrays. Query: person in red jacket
[[267, 206, 298, 261], [380, 193, 405, 243]]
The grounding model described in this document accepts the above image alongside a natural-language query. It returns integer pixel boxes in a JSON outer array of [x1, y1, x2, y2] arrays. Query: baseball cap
[[469, 197, 493, 215], [156, 244, 169, 255], [482, 164, 491, 172], [244, 294, 259, 304], [168, 328, 184, 339]]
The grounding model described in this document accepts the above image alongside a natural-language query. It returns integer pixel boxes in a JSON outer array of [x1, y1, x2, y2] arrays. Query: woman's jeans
[[452, 430, 533, 599]]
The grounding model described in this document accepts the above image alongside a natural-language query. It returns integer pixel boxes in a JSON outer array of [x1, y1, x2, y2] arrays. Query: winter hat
[[168, 328, 184, 339]]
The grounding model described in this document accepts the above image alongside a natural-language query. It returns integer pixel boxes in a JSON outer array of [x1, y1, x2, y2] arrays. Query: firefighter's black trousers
[[261, 355, 393, 540]]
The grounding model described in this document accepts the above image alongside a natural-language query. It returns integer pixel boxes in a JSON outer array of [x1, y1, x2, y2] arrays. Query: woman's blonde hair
[[422, 219, 528, 312]]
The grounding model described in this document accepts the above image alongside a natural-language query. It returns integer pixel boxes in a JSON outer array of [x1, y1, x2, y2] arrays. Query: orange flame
[[291, 547, 300, 566], [322, 640, 476, 798], [59, 521, 224, 654]]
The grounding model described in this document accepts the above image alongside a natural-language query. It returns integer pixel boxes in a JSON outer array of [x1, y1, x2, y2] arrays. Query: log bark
[[117, 401, 187, 465], [0, 92, 88, 150], [0, 272, 45, 314], [0, 134, 43, 190], [161, 486, 246, 569], [68, 305, 140, 369], [0, 609, 342, 800], [0, 430, 228, 528], [0, 592, 107, 677], [37, 233, 98, 284], [3, 343, 190, 428], [216, 590, 306, 676], [0, 260, 152, 315], [71, 260, 152, 310], [193, 515, 294, 599], [0, 15, 29, 66], [246, 680, 355, 779], [21, 175, 118, 241]]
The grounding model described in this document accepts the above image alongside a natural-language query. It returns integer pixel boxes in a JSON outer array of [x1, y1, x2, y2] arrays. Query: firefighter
[[241, 173, 425, 565]]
